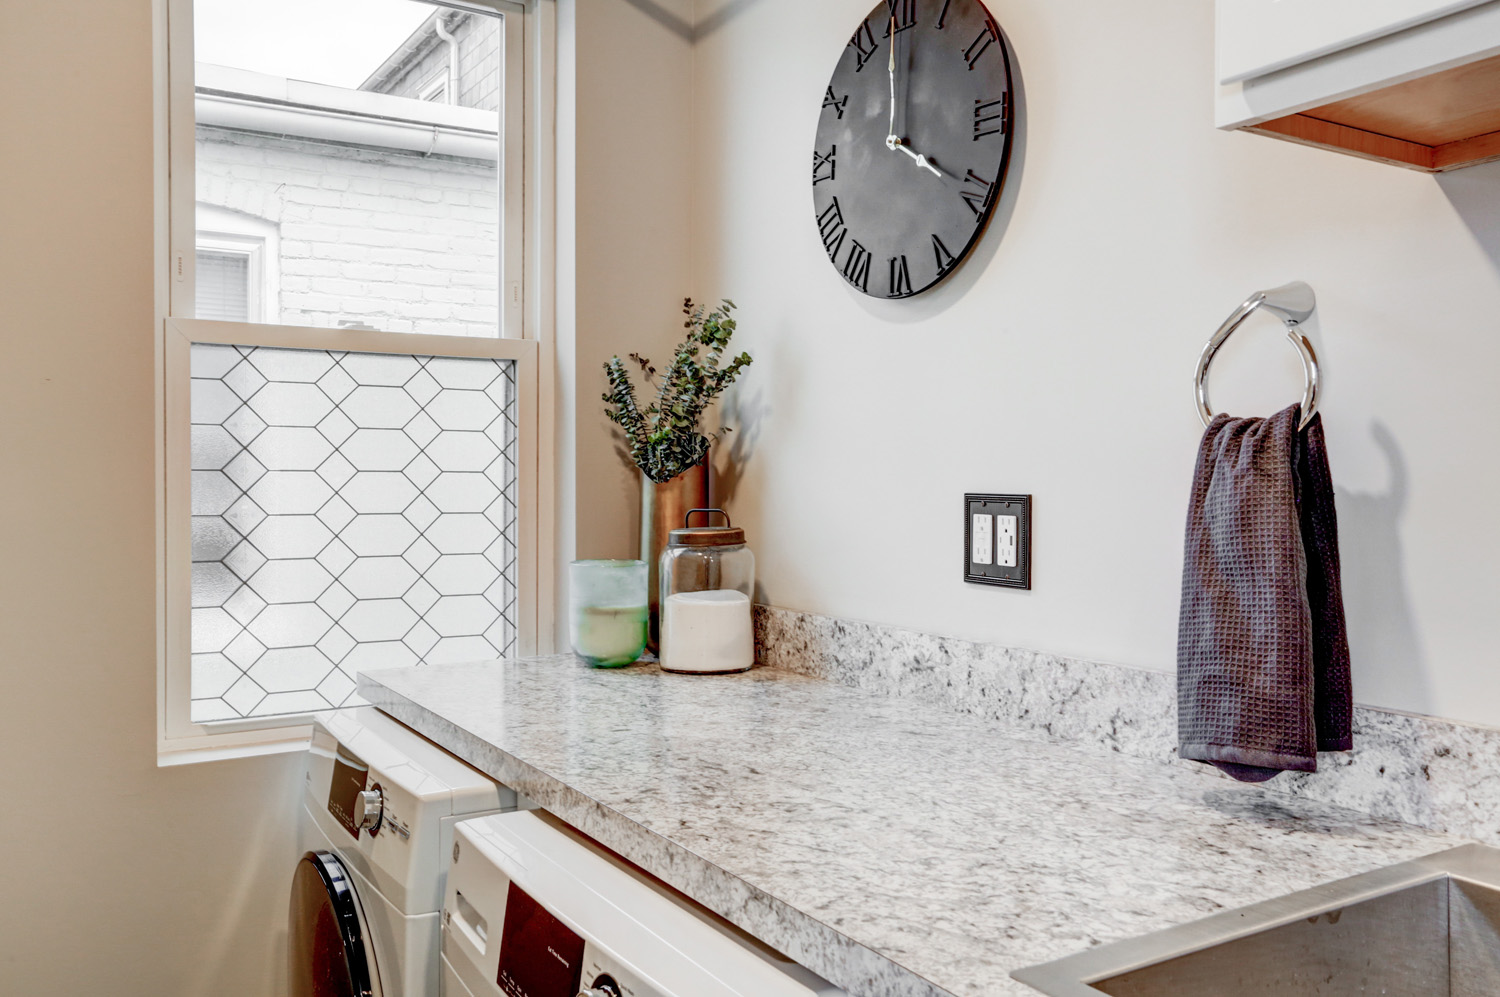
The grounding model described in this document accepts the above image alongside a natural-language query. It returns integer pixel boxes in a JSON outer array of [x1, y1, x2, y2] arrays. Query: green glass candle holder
[[569, 560, 648, 668]]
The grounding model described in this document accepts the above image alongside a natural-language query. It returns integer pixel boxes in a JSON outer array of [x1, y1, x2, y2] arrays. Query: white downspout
[[434, 15, 459, 105]]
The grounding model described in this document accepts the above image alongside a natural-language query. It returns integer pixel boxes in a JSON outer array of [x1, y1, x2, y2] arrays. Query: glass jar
[[658, 509, 755, 674], [569, 559, 648, 668]]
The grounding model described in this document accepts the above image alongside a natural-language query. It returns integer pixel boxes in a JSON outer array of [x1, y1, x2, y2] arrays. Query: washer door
[[289, 850, 381, 997]]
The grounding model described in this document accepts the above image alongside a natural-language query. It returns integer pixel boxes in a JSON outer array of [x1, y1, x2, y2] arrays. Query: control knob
[[577, 975, 620, 997], [354, 787, 383, 832]]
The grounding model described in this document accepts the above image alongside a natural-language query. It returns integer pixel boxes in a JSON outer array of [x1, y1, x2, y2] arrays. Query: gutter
[[434, 14, 459, 105], [196, 91, 497, 161], [194, 63, 497, 162]]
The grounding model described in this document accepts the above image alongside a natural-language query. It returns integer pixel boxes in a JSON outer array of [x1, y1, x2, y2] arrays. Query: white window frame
[[195, 203, 280, 323], [418, 73, 450, 103], [155, 0, 556, 760]]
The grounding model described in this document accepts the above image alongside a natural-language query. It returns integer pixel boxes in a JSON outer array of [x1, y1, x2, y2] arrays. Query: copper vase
[[640, 460, 709, 652]]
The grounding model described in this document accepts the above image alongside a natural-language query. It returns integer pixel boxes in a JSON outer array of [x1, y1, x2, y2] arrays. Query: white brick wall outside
[[197, 126, 500, 337]]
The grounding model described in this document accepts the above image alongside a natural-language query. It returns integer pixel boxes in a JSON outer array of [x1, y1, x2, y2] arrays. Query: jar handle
[[684, 508, 731, 528]]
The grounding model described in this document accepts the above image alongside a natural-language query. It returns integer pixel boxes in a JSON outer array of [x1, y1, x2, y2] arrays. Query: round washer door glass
[[288, 850, 377, 997], [813, 0, 1013, 297]]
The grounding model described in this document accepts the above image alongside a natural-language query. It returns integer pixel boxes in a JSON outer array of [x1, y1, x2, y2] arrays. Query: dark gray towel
[[1177, 404, 1352, 782]]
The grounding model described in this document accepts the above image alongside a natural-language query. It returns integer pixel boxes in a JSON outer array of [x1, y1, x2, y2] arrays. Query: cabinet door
[[1218, 0, 1493, 83]]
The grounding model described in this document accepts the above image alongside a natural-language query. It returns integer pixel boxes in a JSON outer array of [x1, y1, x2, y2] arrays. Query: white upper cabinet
[[1218, 0, 1492, 84], [1217, 0, 1500, 171]]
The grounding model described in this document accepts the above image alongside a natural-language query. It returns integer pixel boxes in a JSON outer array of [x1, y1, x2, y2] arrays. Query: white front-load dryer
[[291, 708, 522, 997]]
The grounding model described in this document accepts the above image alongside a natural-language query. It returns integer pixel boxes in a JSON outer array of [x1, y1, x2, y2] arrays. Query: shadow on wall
[[712, 322, 786, 607], [182, 755, 303, 996], [712, 382, 767, 512], [1336, 421, 1431, 714], [618, 0, 762, 41], [1436, 158, 1500, 272]]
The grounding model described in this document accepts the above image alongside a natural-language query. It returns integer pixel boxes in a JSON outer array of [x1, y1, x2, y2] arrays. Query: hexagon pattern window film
[[189, 344, 517, 722]]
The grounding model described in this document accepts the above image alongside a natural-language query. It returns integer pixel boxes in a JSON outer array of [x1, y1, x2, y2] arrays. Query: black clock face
[[813, 0, 1014, 298]]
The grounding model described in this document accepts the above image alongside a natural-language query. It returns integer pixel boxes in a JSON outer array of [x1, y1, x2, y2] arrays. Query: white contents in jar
[[660, 589, 753, 673]]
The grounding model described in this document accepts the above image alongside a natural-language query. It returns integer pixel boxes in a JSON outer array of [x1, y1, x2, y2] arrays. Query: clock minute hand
[[885, 135, 943, 178], [887, 16, 897, 141], [883, 19, 938, 178]]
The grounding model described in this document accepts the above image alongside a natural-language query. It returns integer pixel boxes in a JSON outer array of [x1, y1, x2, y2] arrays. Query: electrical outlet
[[964, 494, 1031, 589], [996, 515, 1018, 568], [971, 513, 993, 565]]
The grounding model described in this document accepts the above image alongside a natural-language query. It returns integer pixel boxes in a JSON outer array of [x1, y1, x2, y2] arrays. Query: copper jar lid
[[667, 508, 745, 547]]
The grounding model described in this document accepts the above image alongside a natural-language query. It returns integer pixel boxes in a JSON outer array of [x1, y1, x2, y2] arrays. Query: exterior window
[[418, 74, 449, 103], [195, 251, 251, 322], [164, 0, 536, 750], [196, 203, 279, 322]]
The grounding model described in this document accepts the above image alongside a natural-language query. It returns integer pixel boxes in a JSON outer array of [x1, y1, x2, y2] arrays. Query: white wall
[[691, 0, 1500, 727], [0, 2, 302, 993]]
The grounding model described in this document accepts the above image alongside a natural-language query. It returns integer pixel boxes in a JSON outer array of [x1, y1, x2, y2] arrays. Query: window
[[161, 0, 545, 754], [195, 251, 251, 321], [418, 74, 449, 103], [195, 204, 279, 322]]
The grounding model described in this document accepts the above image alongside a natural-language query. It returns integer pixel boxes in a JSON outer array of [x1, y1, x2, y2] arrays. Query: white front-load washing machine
[[440, 810, 848, 997], [290, 708, 522, 997]]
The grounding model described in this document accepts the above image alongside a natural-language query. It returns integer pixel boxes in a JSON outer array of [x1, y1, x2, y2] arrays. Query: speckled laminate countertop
[[357, 656, 1460, 997]]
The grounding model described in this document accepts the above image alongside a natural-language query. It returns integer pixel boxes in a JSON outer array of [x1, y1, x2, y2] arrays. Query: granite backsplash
[[754, 605, 1500, 845]]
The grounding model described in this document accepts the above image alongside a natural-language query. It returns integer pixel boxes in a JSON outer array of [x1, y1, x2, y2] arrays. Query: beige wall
[[0, 1, 302, 993], [0, 0, 700, 987], [556, 0, 696, 608], [691, 0, 1500, 727]]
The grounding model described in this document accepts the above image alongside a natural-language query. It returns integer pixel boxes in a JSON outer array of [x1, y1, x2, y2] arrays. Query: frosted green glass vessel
[[569, 560, 648, 668]]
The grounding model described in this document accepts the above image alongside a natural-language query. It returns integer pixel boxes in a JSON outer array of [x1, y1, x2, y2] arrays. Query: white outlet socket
[[964, 493, 1031, 589], [971, 513, 993, 565], [996, 515, 1018, 568]]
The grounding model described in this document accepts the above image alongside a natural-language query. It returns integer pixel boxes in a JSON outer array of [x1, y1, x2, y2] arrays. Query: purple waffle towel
[[1177, 404, 1353, 782]]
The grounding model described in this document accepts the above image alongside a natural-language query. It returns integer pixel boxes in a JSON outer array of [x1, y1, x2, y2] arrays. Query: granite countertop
[[358, 657, 1461, 997]]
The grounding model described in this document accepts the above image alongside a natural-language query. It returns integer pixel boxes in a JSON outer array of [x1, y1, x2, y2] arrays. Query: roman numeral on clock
[[932, 233, 957, 275], [818, 197, 847, 260], [822, 86, 848, 119], [936, 0, 952, 29], [973, 95, 1007, 140], [960, 169, 994, 217], [885, 0, 917, 35], [888, 255, 913, 297], [963, 21, 998, 70], [813, 145, 837, 185], [843, 240, 872, 292], [849, 20, 879, 72]]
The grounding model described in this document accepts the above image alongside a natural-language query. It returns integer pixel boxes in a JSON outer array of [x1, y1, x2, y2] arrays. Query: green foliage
[[602, 298, 753, 484]]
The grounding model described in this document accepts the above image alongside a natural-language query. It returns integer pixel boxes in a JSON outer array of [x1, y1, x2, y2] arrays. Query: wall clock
[[813, 0, 1014, 298]]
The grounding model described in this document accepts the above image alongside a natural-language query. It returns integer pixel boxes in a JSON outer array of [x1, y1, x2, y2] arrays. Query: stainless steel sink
[[1013, 844, 1500, 996]]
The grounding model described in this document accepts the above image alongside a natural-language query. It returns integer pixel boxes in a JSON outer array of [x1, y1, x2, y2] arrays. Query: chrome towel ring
[[1195, 281, 1321, 432]]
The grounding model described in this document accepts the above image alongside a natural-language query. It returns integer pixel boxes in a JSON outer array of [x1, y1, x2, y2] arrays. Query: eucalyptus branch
[[601, 298, 752, 484]]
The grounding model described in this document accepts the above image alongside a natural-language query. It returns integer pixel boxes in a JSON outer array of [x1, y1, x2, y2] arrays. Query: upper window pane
[[193, 0, 502, 336]]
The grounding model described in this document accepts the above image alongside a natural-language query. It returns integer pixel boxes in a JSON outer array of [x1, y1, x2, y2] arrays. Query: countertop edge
[[358, 672, 958, 997]]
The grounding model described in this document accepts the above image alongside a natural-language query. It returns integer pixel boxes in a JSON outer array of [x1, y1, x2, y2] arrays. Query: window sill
[[157, 726, 311, 767]]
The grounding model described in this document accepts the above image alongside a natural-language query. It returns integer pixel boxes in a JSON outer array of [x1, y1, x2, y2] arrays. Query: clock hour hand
[[885, 135, 943, 177]]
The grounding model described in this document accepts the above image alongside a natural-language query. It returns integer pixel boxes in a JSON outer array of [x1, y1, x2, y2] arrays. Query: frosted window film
[[189, 344, 517, 722]]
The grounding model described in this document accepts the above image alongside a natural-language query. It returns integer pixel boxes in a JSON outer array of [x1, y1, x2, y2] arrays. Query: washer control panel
[[442, 812, 846, 997]]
